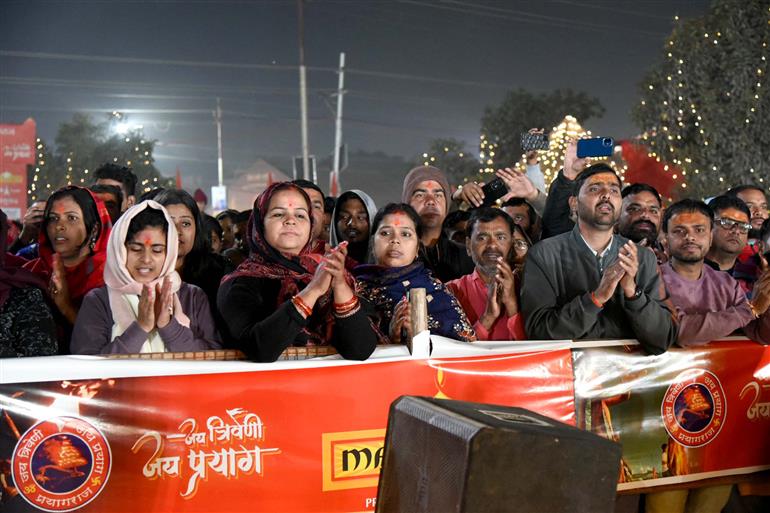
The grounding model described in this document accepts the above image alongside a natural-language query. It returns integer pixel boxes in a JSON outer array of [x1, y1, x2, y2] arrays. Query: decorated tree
[[480, 88, 605, 170], [34, 113, 171, 196], [633, 0, 770, 198], [415, 138, 481, 187], [27, 138, 55, 202]]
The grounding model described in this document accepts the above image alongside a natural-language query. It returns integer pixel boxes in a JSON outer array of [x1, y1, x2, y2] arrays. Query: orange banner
[[0, 349, 574, 512]]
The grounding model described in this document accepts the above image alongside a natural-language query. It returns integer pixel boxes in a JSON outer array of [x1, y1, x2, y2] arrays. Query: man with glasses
[[704, 196, 759, 293], [650, 199, 770, 513], [447, 207, 525, 340]]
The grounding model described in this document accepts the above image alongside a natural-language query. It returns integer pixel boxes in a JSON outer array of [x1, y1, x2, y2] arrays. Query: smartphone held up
[[520, 131, 549, 152], [576, 137, 615, 158]]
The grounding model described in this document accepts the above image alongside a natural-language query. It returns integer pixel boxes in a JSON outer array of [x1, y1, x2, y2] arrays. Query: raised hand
[[496, 168, 538, 201], [563, 139, 588, 180], [495, 257, 519, 317], [389, 296, 413, 343], [50, 253, 76, 323], [453, 182, 486, 208], [616, 241, 640, 298], [479, 280, 501, 332], [751, 268, 770, 316], [154, 276, 174, 329], [19, 206, 45, 245], [137, 284, 156, 333], [594, 260, 626, 306]]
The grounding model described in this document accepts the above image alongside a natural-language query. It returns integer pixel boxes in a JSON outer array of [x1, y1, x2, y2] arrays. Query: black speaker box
[[376, 396, 621, 513]]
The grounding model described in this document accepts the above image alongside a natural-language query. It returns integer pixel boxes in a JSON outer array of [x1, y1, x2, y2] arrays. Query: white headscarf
[[103, 200, 190, 352]]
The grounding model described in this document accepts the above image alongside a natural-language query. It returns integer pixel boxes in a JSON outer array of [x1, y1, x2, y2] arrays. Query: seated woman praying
[[217, 182, 378, 362], [71, 201, 221, 354], [354, 203, 476, 343]]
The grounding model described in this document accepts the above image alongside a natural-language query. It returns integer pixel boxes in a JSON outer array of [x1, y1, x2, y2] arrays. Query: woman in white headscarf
[[71, 201, 221, 354]]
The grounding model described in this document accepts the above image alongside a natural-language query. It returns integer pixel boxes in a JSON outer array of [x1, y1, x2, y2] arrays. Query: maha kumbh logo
[[11, 416, 111, 512], [662, 369, 726, 448]]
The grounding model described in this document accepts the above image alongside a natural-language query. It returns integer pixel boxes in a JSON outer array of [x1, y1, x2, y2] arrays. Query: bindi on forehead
[[143, 237, 153, 246], [674, 212, 710, 225], [388, 214, 412, 227]]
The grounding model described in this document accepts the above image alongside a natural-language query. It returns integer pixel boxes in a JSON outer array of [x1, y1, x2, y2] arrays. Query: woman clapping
[[217, 182, 378, 362]]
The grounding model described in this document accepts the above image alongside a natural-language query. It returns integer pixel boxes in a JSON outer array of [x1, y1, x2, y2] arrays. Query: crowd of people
[[3, 138, 770, 511], [4, 139, 770, 366]]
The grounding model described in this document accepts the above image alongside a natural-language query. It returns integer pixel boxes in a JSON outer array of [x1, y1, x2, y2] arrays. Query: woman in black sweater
[[217, 182, 378, 362]]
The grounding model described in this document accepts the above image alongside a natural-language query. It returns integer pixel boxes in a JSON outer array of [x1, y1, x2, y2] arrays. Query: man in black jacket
[[402, 165, 474, 282], [521, 163, 677, 354]]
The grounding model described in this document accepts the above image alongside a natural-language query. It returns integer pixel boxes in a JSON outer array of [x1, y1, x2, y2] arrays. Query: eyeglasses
[[513, 240, 530, 251], [715, 217, 752, 233]]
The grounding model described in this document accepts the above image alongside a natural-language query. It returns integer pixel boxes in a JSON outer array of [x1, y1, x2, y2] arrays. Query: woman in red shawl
[[24, 186, 111, 352], [1, 209, 57, 357], [217, 182, 378, 362]]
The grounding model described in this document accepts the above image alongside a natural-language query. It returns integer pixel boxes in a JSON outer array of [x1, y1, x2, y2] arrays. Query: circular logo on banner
[[661, 369, 726, 448], [11, 416, 111, 512]]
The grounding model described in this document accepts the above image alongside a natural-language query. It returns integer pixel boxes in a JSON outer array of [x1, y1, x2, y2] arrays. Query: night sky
[[1, 0, 710, 199]]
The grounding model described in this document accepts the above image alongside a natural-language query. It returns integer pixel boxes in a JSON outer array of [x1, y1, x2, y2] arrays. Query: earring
[[89, 238, 97, 251]]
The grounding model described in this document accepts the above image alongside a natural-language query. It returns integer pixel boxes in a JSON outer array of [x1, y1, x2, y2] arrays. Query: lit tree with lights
[[480, 89, 605, 171], [470, 116, 623, 190], [416, 138, 481, 186], [633, 0, 770, 198], [27, 138, 54, 202], [39, 113, 171, 194]]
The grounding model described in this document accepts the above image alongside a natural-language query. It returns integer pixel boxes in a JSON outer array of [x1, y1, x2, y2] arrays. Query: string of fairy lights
[[27, 114, 165, 202], [430, 115, 626, 199], [426, 6, 769, 200], [640, 7, 769, 193]]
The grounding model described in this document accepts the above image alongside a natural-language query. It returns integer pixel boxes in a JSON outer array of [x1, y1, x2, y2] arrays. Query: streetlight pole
[[332, 52, 346, 194], [215, 97, 224, 187], [297, 0, 311, 181]]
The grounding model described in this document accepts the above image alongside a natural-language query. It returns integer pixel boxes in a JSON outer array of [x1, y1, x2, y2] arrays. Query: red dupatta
[[24, 186, 112, 303], [222, 182, 355, 345]]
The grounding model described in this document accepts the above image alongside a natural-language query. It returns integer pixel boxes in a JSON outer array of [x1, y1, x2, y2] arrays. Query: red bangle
[[590, 292, 604, 308], [334, 296, 358, 310], [291, 295, 312, 317], [334, 297, 360, 314]]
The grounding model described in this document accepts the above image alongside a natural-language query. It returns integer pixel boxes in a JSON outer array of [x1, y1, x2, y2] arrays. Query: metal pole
[[297, 0, 310, 181], [215, 97, 224, 187], [332, 52, 346, 192]]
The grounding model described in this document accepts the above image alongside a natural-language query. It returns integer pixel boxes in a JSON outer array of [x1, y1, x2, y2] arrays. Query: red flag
[[175, 167, 182, 189]]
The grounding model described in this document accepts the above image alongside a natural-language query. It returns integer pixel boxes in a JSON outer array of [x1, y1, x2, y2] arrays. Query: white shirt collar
[[579, 232, 614, 258]]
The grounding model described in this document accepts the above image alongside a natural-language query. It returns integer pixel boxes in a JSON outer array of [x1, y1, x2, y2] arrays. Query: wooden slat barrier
[[103, 346, 341, 361]]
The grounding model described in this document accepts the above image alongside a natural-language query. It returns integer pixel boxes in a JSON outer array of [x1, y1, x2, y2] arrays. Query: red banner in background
[[0, 349, 574, 513], [0, 118, 36, 220], [573, 340, 770, 489]]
